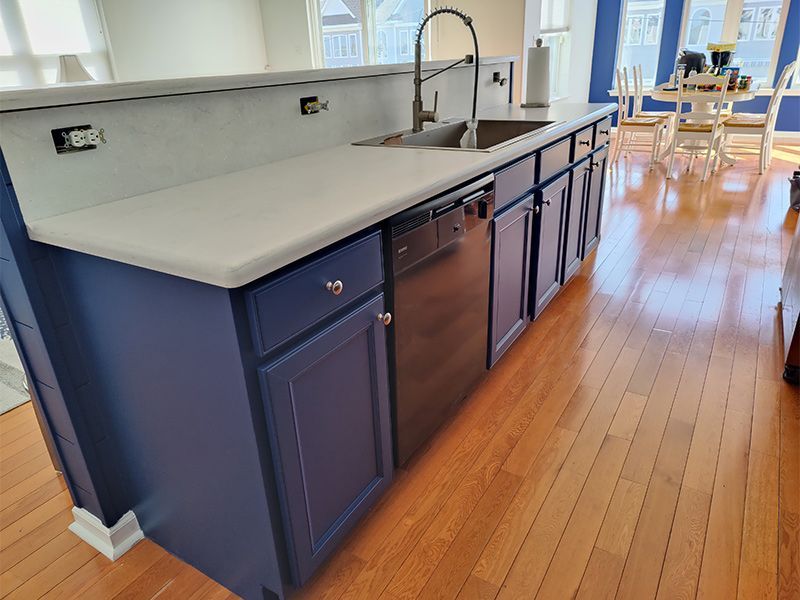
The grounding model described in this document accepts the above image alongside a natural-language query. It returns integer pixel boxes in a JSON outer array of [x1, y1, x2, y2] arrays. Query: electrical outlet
[[51, 125, 106, 154]]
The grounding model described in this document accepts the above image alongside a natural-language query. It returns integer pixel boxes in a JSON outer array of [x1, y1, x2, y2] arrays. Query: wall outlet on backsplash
[[51, 125, 106, 155], [300, 96, 329, 115]]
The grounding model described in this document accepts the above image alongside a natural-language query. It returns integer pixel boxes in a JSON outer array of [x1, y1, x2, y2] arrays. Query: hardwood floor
[[1, 148, 799, 599]]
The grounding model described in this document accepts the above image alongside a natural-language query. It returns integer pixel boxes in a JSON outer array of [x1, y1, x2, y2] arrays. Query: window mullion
[[361, 0, 374, 65], [721, 0, 745, 41]]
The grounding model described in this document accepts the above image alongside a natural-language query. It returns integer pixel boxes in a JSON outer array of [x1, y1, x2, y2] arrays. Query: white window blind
[[0, 0, 111, 88]]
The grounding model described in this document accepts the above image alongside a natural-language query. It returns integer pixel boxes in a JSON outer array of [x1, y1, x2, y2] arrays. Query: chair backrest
[[615, 67, 631, 122], [632, 65, 644, 114], [675, 72, 728, 138], [766, 61, 797, 129]]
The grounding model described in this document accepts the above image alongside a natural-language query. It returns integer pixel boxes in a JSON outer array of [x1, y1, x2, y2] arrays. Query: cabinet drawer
[[248, 232, 383, 356], [573, 125, 594, 161], [495, 155, 536, 211], [594, 116, 612, 147], [537, 138, 571, 184]]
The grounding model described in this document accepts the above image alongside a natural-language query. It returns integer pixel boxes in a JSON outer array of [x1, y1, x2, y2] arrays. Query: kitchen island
[[1, 97, 614, 599]]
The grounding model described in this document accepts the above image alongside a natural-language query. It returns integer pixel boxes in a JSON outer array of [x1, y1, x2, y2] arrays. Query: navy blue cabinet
[[259, 294, 393, 586], [582, 146, 609, 259], [531, 174, 568, 319], [489, 195, 534, 366], [563, 159, 590, 284]]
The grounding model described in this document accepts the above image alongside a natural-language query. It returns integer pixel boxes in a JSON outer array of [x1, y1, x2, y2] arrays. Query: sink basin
[[354, 119, 563, 152]]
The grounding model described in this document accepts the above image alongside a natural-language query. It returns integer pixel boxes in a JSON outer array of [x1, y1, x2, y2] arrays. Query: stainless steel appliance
[[387, 175, 495, 464]]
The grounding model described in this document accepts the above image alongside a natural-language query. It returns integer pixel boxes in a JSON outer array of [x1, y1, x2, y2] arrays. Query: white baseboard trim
[[68, 507, 144, 560]]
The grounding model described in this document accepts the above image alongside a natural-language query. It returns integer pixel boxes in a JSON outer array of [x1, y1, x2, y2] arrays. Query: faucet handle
[[433, 90, 439, 115]]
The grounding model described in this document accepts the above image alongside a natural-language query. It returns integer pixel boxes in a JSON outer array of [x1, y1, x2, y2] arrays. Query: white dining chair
[[632, 65, 675, 123], [611, 67, 670, 171], [720, 61, 797, 173], [666, 72, 728, 182]]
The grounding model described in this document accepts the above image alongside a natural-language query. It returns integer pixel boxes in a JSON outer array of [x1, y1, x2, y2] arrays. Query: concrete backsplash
[[0, 60, 512, 223]]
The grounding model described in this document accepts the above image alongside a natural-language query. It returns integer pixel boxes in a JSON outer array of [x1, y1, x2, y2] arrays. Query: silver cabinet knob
[[325, 280, 344, 295], [378, 312, 392, 326], [533, 205, 540, 214]]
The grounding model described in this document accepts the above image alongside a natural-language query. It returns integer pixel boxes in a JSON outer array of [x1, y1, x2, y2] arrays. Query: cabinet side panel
[[51, 249, 285, 600]]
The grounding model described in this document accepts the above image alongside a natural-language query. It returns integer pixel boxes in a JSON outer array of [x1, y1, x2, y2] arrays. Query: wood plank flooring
[[1, 148, 799, 599]]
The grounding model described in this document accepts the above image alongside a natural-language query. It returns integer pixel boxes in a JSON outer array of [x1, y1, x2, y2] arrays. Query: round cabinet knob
[[378, 312, 392, 326], [325, 280, 344, 295], [533, 205, 540, 214]]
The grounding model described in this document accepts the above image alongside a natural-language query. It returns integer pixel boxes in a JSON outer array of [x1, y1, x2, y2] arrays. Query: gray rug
[[0, 307, 29, 414]]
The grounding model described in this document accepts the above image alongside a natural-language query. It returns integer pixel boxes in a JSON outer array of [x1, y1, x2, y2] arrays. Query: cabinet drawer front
[[495, 155, 536, 211], [249, 232, 383, 356], [538, 138, 571, 184], [260, 295, 393, 585], [573, 125, 594, 161], [594, 116, 612, 147]]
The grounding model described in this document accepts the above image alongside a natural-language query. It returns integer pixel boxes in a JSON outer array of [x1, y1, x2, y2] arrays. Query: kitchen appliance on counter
[[386, 175, 495, 464]]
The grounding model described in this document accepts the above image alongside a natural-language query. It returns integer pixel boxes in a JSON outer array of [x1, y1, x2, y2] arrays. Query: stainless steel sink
[[354, 119, 563, 152]]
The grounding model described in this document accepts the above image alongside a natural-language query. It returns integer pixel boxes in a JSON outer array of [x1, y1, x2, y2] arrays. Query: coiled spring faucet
[[413, 7, 480, 133]]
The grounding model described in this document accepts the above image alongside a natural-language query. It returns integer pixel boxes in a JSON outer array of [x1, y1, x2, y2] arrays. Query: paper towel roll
[[522, 45, 550, 108]]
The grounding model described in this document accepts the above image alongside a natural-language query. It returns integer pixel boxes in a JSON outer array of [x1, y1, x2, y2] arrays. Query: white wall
[[259, 0, 315, 72], [431, 0, 527, 103], [99, 0, 268, 81]]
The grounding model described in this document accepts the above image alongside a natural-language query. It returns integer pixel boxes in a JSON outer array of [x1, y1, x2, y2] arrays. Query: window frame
[[677, 0, 791, 86], [309, 0, 429, 69]]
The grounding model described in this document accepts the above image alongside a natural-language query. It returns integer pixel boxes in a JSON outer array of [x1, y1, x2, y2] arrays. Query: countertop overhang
[[25, 102, 616, 288]]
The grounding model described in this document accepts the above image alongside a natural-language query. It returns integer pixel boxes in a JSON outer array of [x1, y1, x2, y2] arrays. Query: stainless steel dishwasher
[[387, 174, 495, 465]]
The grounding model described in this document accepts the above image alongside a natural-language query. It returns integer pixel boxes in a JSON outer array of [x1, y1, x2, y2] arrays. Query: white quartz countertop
[[26, 103, 615, 288]]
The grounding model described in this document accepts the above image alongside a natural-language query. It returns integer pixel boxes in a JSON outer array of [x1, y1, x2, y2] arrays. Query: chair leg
[[701, 138, 715, 182], [759, 136, 766, 174], [611, 130, 625, 165], [666, 137, 678, 179], [648, 129, 659, 171]]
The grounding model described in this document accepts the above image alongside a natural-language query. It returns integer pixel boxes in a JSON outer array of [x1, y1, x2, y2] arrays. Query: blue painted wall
[[590, 0, 800, 131]]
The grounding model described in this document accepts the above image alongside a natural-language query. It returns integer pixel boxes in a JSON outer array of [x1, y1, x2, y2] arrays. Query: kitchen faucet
[[413, 7, 480, 133]]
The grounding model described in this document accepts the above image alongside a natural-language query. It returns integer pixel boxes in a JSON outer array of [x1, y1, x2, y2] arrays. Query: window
[[644, 14, 661, 45], [349, 33, 360, 57], [0, 0, 111, 88], [540, 0, 571, 101], [615, 0, 667, 88], [738, 8, 754, 41], [313, 0, 427, 68], [753, 6, 780, 40], [626, 16, 644, 45], [687, 8, 712, 45], [680, 0, 789, 84]]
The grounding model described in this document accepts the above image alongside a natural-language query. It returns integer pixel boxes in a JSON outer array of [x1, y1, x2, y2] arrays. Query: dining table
[[649, 82, 761, 165]]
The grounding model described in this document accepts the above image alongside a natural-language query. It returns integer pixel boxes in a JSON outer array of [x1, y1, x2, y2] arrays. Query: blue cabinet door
[[489, 195, 534, 367], [562, 160, 590, 284], [259, 294, 393, 586], [531, 174, 568, 319], [582, 146, 609, 259]]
